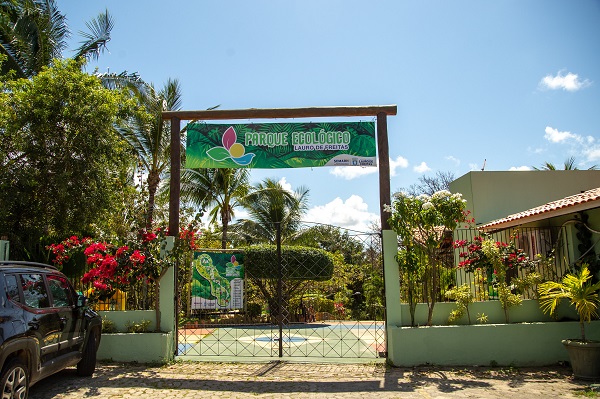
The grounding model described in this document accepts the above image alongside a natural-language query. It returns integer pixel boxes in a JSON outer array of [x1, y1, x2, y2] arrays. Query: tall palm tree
[[533, 156, 598, 171], [235, 178, 309, 244], [180, 168, 250, 249], [233, 179, 309, 323], [117, 78, 183, 229], [0, 0, 113, 78]]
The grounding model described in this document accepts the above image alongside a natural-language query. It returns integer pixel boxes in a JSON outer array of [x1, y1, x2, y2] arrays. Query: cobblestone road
[[28, 361, 596, 399]]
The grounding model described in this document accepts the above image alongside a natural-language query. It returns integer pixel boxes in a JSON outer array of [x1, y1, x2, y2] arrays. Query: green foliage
[[101, 316, 117, 334], [312, 296, 334, 314], [455, 233, 536, 323], [446, 284, 474, 324], [480, 238, 522, 323], [180, 168, 250, 248], [538, 265, 600, 341], [290, 226, 384, 321], [0, 59, 136, 260], [244, 245, 334, 281], [235, 178, 309, 244], [117, 78, 183, 230], [387, 191, 467, 247], [291, 224, 365, 265], [388, 190, 468, 326], [512, 272, 543, 299], [125, 319, 151, 333], [246, 302, 263, 319], [396, 246, 425, 326], [477, 313, 489, 324], [0, 0, 113, 78], [497, 284, 522, 322], [574, 386, 600, 397]]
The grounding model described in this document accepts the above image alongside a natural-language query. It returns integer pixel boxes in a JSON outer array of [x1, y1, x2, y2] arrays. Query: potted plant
[[538, 265, 600, 380]]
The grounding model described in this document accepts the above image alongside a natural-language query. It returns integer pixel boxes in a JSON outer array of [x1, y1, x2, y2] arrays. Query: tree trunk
[[146, 170, 160, 230], [220, 205, 230, 249], [221, 219, 228, 249]]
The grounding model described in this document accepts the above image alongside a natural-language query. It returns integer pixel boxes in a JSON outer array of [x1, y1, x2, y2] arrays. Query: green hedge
[[244, 245, 334, 281]]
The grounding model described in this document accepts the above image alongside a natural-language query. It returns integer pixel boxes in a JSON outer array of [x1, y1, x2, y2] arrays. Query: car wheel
[[1, 359, 29, 399], [77, 329, 98, 377]]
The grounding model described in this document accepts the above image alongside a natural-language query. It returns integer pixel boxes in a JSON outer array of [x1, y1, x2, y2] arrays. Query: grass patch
[[575, 386, 600, 397]]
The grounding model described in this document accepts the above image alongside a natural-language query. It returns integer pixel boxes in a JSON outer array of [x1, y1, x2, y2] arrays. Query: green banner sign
[[191, 252, 244, 310], [185, 122, 376, 169]]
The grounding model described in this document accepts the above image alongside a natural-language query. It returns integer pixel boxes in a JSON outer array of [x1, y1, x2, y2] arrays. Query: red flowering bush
[[47, 235, 92, 267], [453, 232, 536, 322], [453, 234, 534, 274], [47, 225, 202, 302]]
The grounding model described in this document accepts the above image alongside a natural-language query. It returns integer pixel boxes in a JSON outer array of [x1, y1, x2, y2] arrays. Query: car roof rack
[[0, 261, 58, 271]]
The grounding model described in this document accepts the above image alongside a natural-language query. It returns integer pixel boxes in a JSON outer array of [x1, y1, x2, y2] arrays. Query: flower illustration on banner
[[206, 126, 255, 166]]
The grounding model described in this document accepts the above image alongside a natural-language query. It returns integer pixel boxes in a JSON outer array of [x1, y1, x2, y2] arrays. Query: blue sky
[[59, 0, 600, 232]]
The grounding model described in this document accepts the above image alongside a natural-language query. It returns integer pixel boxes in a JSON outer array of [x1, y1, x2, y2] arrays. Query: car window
[[5, 274, 21, 303], [47, 274, 73, 307], [20, 274, 50, 309]]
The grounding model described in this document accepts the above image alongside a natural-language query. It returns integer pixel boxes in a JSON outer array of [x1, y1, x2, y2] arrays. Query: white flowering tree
[[387, 190, 467, 326]]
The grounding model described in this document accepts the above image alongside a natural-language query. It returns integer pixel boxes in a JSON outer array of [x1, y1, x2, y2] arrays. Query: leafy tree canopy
[[532, 156, 598, 171], [0, 58, 137, 260], [291, 224, 366, 266], [234, 178, 309, 245], [0, 0, 113, 78]]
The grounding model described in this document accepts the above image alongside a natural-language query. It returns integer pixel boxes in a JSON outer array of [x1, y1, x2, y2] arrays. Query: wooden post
[[377, 112, 391, 230], [169, 116, 181, 236]]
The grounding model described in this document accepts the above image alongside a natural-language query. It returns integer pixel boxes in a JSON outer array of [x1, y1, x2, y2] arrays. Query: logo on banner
[[206, 126, 255, 166]]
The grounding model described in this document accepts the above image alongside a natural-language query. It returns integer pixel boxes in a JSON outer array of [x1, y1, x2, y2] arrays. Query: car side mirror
[[76, 294, 87, 308]]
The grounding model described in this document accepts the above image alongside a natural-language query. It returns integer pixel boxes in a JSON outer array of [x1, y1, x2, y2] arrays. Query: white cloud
[[389, 156, 409, 175], [532, 147, 545, 154], [413, 162, 431, 173], [468, 163, 480, 171], [445, 156, 460, 166], [541, 126, 600, 166], [544, 126, 578, 143], [584, 147, 600, 162], [539, 71, 591, 91], [330, 165, 378, 180], [509, 166, 531, 171], [278, 177, 293, 192], [305, 195, 379, 232], [329, 155, 409, 180]]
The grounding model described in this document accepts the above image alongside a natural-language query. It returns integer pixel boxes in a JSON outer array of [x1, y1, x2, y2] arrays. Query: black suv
[[0, 261, 101, 399]]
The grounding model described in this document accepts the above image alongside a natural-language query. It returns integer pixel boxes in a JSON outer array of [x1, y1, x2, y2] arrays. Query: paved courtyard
[[28, 361, 597, 398]]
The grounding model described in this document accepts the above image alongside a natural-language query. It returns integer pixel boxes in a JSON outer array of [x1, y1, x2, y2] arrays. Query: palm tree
[[180, 168, 250, 248], [0, 0, 113, 78], [117, 78, 182, 229], [533, 156, 598, 171], [235, 178, 309, 244]]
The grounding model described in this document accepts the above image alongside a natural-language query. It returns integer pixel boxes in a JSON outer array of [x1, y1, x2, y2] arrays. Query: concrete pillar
[[0, 240, 9, 261], [160, 265, 175, 333], [383, 229, 401, 365]]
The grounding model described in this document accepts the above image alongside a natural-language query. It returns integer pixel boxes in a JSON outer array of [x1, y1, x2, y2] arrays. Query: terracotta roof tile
[[480, 187, 600, 229]]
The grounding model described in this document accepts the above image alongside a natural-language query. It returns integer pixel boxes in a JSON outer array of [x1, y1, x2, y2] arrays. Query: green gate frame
[[162, 105, 399, 361]]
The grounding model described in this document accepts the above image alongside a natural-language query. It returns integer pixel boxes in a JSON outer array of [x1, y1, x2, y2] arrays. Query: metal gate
[[176, 223, 386, 359]]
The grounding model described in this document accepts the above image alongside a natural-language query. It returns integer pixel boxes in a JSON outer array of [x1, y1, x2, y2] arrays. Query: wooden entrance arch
[[161, 105, 397, 236], [161, 105, 400, 359]]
